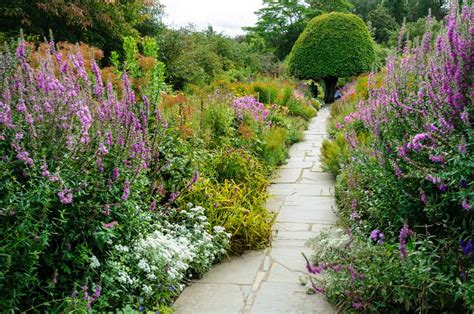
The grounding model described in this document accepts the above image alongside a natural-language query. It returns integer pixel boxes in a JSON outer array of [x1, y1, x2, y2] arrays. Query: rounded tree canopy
[[288, 12, 376, 80]]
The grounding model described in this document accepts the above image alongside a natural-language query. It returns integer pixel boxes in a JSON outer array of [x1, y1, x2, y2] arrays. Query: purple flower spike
[[191, 171, 199, 184], [462, 199, 472, 211], [460, 239, 474, 262], [420, 191, 427, 204], [306, 263, 323, 274], [370, 229, 385, 245], [370, 229, 380, 242], [429, 155, 445, 164], [438, 184, 448, 192], [352, 301, 364, 309], [398, 224, 414, 259], [58, 188, 73, 204], [408, 133, 429, 151], [121, 180, 131, 201], [102, 221, 118, 229]]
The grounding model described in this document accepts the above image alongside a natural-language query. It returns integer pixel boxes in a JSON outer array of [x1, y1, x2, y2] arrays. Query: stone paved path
[[175, 107, 337, 314]]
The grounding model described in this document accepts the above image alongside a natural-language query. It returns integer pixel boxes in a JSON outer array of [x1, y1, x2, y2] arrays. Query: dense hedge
[[288, 12, 375, 80]]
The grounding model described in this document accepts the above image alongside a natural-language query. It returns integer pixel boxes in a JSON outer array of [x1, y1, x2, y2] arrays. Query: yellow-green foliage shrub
[[181, 149, 274, 254], [321, 133, 350, 174], [182, 178, 275, 254], [286, 96, 317, 120], [250, 82, 279, 104], [259, 127, 289, 166], [201, 102, 234, 146]]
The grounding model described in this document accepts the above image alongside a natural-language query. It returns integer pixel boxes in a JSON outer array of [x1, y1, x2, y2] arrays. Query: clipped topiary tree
[[288, 12, 375, 104]]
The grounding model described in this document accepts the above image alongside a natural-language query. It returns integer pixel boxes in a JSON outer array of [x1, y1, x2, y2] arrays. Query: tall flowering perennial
[[348, 4, 473, 214], [398, 225, 414, 258], [308, 4, 473, 312], [460, 239, 474, 262], [232, 95, 270, 123], [0, 40, 180, 310], [0, 40, 169, 205]]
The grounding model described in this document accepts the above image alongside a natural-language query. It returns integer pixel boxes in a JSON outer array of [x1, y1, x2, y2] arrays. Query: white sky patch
[[161, 0, 264, 37]]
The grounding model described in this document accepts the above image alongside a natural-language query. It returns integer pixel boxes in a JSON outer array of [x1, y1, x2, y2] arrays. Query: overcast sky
[[160, 0, 264, 37]]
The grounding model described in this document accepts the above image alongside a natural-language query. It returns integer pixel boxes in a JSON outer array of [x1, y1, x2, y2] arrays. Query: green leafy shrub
[[320, 133, 350, 175], [180, 147, 274, 254], [286, 96, 317, 120], [250, 82, 279, 104], [307, 229, 467, 312], [259, 127, 290, 167], [288, 12, 375, 103], [278, 87, 294, 107], [285, 116, 307, 144], [202, 101, 234, 146], [205, 147, 269, 187]]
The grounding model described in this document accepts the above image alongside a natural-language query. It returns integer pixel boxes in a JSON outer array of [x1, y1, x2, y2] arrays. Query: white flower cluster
[[89, 255, 100, 269], [103, 206, 230, 307], [306, 227, 351, 257]]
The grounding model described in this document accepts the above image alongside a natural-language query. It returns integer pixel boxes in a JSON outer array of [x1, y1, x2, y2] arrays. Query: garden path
[[175, 107, 337, 313]]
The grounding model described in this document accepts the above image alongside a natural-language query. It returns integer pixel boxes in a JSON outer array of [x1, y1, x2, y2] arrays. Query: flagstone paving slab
[[250, 282, 335, 314], [268, 183, 333, 197], [273, 222, 311, 232], [266, 263, 301, 283], [199, 251, 266, 285], [271, 168, 302, 183], [175, 283, 247, 314], [175, 107, 336, 313]]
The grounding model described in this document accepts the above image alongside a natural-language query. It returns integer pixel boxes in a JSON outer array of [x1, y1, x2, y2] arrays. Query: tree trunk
[[323, 76, 338, 104], [309, 81, 318, 98]]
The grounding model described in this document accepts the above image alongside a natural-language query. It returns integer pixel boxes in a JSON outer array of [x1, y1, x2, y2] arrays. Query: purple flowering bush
[[232, 95, 270, 123], [307, 228, 461, 311], [312, 3, 474, 312], [337, 3, 473, 237], [0, 40, 222, 311], [0, 34, 320, 310]]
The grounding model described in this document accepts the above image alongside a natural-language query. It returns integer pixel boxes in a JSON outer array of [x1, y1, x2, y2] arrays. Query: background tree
[[244, 0, 307, 60], [157, 27, 271, 89], [305, 0, 353, 19], [406, 0, 449, 21], [288, 12, 375, 103], [0, 0, 164, 58], [388, 15, 445, 47], [350, 0, 382, 20], [367, 4, 399, 43], [383, 0, 408, 24]]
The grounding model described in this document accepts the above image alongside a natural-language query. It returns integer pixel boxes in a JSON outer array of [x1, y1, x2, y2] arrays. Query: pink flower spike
[[58, 188, 73, 204], [102, 221, 118, 229]]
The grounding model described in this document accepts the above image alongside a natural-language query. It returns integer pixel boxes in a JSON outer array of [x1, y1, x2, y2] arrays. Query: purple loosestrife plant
[[232, 96, 270, 124], [311, 4, 473, 312], [398, 224, 414, 258], [0, 39, 198, 311], [460, 239, 474, 262], [342, 3, 473, 224]]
